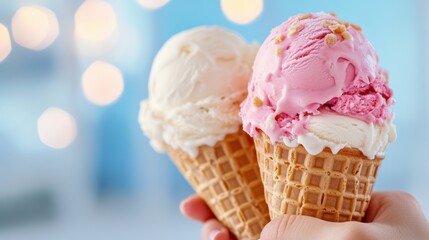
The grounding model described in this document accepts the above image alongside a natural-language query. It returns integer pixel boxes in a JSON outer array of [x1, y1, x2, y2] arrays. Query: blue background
[[0, 0, 428, 239]]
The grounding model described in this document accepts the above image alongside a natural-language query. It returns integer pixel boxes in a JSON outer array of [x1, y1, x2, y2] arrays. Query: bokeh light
[[0, 24, 12, 62], [221, 0, 263, 24], [75, 0, 118, 44], [11, 6, 59, 50], [137, 0, 170, 10], [82, 61, 124, 106], [37, 108, 77, 149]]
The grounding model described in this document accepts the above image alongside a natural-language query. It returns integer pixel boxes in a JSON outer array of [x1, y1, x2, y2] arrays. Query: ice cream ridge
[[139, 26, 270, 239], [240, 13, 396, 221]]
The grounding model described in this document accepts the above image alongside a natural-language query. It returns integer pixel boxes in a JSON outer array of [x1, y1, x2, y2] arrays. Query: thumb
[[364, 191, 426, 224], [261, 214, 359, 240]]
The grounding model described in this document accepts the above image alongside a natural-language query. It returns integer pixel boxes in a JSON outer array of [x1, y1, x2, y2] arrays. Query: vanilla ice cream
[[139, 26, 258, 157], [288, 112, 396, 159]]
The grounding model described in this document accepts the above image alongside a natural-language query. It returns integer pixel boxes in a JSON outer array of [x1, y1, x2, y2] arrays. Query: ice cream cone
[[255, 132, 382, 222], [166, 129, 270, 240]]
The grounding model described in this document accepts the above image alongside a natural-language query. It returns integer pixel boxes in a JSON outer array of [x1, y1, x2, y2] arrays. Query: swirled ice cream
[[240, 13, 396, 159]]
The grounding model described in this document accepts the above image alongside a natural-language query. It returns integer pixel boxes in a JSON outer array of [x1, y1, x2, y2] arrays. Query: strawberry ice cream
[[240, 12, 396, 159]]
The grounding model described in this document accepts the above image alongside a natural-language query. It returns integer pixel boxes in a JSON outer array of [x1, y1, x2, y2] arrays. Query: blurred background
[[0, 0, 428, 239]]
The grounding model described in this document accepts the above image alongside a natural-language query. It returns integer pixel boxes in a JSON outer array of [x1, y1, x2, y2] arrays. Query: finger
[[202, 219, 230, 240], [261, 214, 369, 240], [261, 215, 336, 240], [180, 195, 215, 222], [365, 191, 424, 224]]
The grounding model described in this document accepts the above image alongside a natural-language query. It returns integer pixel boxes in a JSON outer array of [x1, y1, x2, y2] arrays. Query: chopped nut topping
[[351, 23, 362, 31], [329, 24, 346, 34], [329, 12, 337, 17], [274, 35, 285, 44], [288, 22, 304, 37], [322, 19, 338, 27], [344, 22, 350, 28], [297, 13, 312, 20], [325, 34, 337, 47], [252, 97, 263, 107], [276, 48, 283, 56], [322, 20, 331, 27], [341, 31, 351, 39], [383, 71, 390, 82]]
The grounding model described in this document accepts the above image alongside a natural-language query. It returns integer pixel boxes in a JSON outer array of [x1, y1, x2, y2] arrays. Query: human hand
[[180, 195, 236, 240], [181, 192, 429, 240], [261, 191, 429, 240]]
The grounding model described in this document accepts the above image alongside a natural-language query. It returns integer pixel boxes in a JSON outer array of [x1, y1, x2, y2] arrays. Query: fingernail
[[209, 229, 221, 240]]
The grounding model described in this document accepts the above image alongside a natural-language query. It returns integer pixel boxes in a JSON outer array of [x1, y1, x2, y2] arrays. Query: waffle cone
[[255, 132, 382, 222], [166, 130, 270, 239]]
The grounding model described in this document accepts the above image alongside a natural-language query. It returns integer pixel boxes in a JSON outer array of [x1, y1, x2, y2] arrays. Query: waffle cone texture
[[166, 130, 270, 240], [255, 132, 382, 222]]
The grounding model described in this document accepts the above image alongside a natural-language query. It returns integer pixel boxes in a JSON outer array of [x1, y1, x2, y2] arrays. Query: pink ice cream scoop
[[240, 12, 395, 153]]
